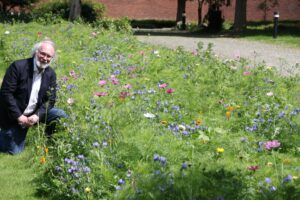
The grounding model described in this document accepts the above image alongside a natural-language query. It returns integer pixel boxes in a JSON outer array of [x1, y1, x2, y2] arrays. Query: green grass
[[0, 143, 47, 200]]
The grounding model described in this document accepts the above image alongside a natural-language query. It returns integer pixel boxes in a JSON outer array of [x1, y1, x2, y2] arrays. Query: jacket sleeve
[[0, 62, 23, 120], [35, 70, 57, 119]]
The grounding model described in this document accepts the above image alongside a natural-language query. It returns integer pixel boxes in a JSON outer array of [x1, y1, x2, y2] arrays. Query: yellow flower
[[161, 120, 168, 125], [196, 118, 202, 125], [236, 105, 241, 109], [267, 162, 273, 166], [85, 187, 91, 193], [36, 145, 41, 149], [293, 176, 299, 180], [44, 147, 49, 154], [225, 111, 231, 119], [216, 147, 225, 153], [39, 157, 46, 164]]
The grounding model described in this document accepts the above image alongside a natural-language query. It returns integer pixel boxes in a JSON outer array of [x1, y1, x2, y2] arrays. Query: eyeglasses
[[38, 50, 53, 59]]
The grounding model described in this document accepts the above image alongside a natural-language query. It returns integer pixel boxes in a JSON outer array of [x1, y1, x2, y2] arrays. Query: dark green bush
[[32, 0, 105, 23]]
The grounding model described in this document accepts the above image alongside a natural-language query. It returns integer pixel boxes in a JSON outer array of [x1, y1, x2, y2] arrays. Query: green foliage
[[32, 0, 105, 24], [0, 22, 299, 200]]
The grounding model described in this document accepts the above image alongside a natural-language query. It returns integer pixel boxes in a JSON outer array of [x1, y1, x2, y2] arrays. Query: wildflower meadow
[[0, 22, 300, 199]]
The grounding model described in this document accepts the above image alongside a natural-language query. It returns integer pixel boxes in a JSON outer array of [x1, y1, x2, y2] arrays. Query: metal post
[[273, 11, 279, 38]]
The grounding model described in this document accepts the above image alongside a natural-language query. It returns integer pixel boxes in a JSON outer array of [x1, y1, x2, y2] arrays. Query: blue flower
[[83, 166, 91, 173], [181, 162, 188, 170], [265, 177, 272, 184], [153, 154, 160, 161], [118, 179, 125, 185]]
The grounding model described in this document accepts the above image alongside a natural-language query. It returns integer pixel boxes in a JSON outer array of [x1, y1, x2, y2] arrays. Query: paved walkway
[[135, 31, 300, 76]]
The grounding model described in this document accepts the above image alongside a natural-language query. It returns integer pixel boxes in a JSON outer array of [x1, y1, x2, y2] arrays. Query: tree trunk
[[69, 0, 82, 21], [176, 0, 186, 22], [233, 0, 247, 31], [197, 0, 204, 26]]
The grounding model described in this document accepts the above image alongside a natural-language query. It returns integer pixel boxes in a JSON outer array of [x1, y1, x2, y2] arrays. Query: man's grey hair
[[31, 39, 56, 59]]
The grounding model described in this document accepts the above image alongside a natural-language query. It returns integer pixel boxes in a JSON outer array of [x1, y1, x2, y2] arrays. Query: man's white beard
[[35, 55, 50, 69]]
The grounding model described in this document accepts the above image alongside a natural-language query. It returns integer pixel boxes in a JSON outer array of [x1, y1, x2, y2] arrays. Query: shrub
[[32, 0, 105, 24]]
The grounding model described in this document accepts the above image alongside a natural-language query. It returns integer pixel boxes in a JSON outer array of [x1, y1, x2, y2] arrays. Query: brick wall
[[97, 0, 300, 22]]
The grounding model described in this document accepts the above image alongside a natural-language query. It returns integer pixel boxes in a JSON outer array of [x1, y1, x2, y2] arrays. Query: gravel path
[[135, 34, 300, 76]]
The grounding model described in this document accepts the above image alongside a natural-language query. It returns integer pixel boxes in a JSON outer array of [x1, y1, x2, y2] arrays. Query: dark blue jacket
[[0, 58, 57, 128]]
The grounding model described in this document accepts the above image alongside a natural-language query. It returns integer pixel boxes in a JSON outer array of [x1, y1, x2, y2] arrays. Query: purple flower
[[77, 155, 85, 160], [283, 175, 293, 182], [264, 140, 281, 150]]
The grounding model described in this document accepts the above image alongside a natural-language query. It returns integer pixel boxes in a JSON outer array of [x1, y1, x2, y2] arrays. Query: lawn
[[0, 21, 299, 200]]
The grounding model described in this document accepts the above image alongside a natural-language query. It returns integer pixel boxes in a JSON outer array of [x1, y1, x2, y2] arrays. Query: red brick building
[[97, 0, 300, 22]]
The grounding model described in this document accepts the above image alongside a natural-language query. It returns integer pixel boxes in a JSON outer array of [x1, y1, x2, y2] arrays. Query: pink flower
[[91, 32, 97, 37], [98, 80, 107, 86], [69, 70, 78, 79], [94, 92, 108, 97], [128, 54, 133, 58], [37, 31, 42, 37], [124, 84, 132, 89], [139, 51, 145, 55], [119, 91, 130, 99], [112, 79, 119, 85], [243, 71, 251, 76], [264, 140, 280, 150], [192, 50, 198, 56], [61, 76, 69, 81], [159, 83, 168, 88], [166, 88, 175, 93], [247, 165, 259, 171]]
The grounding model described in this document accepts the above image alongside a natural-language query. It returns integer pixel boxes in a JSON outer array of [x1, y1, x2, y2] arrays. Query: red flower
[[166, 88, 175, 93]]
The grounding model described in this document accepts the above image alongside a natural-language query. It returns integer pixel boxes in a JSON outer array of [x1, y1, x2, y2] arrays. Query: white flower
[[266, 92, 274, 96], [178, 125, 186, 131], [153, 50, 160, 57], [4, 31, 10, 35], [144, 113, 155, 118], [67, 98, 74, 105]]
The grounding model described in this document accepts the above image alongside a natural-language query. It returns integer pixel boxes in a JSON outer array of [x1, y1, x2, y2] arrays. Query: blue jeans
[[0, 108, 67, 155]]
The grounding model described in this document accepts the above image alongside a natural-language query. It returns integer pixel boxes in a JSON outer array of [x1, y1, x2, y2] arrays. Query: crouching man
[[0, 39, 67, 155]]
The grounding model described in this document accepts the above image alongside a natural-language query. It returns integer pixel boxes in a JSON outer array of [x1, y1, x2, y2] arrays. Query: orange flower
[[227, 106, 234, 111], [39, 157, 46, 164], [196, 118, 202, 125], [44, 147, 49, 154], [225, 111, 231, 119]]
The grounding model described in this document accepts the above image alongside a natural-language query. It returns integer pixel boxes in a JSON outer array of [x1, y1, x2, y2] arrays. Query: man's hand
[[18, 115, 31, 127], [28, 114, 39, 126]]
